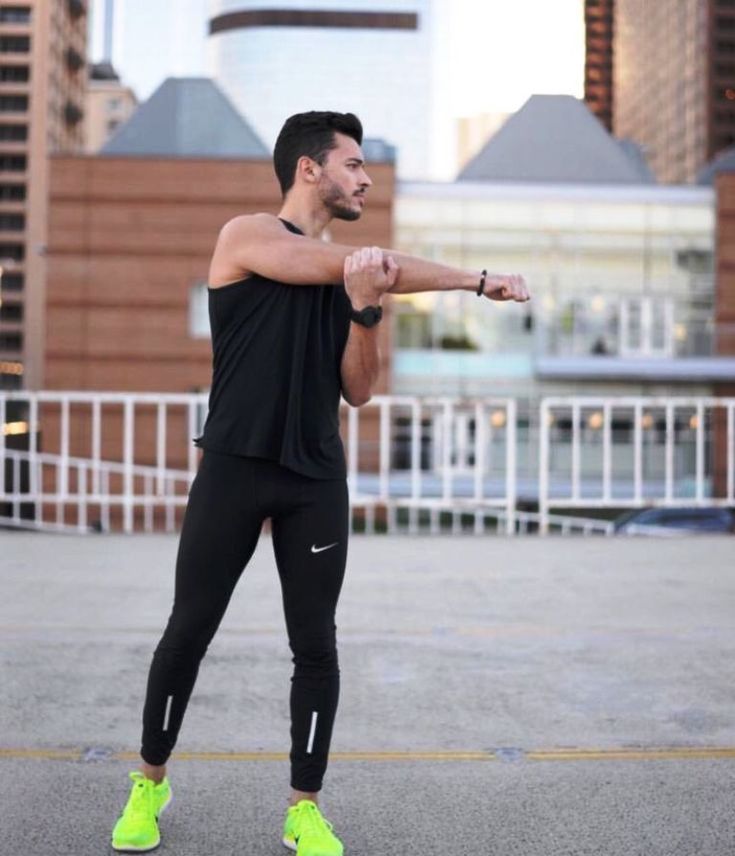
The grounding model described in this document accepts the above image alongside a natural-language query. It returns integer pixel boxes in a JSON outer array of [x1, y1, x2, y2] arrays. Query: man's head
[[273, 111, 372, 221]]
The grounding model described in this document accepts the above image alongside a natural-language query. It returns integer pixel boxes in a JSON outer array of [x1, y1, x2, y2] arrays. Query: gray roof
[[458, 94, 656, 185], [362, 138, 396, 163], [89, 61, 119, 81], [101, 77, 269, 158], [697, 145, 735, 185]]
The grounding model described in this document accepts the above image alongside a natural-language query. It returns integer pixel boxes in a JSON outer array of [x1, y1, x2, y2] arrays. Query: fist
[[343, 246, 399, 309], [483, 273, 530, 302]]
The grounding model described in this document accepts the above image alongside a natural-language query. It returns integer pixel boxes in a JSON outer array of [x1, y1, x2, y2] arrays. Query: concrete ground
[[1, 531, 734, 855]]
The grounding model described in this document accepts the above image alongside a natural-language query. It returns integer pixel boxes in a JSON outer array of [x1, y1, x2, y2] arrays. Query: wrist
[[453, 271, 485, 293], [349, 291, 383, 310]]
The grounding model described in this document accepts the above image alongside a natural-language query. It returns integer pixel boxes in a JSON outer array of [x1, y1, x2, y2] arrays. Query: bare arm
[[209, 214, 528, 302], [339, 247, 399, 407]]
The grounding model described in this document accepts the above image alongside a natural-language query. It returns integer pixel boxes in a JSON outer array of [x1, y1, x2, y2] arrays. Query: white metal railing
[[345, 395, 517, 534], [0, 391, 519, 535], [539, 396, 735, 534], [3, 391, 732, 537], [0, 391, 206, 533]]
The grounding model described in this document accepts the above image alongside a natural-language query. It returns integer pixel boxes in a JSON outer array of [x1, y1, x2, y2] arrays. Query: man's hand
[[344, 246, 399, 310], [483, 273, 530, 302]]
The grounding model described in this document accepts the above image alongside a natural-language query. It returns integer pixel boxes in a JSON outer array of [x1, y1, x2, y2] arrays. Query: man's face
[[316, 133, 372, 222]]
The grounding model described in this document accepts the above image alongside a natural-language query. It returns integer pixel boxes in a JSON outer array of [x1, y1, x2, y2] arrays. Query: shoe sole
[[111, 792, 173, 853], [282, 836, 343, 855]]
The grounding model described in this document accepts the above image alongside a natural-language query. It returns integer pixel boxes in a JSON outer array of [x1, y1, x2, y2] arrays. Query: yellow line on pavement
[[527, 747, 735, 762], [0, 748, 80, 760], [2, 747, 735, 762], [116, 750, 494, 762]]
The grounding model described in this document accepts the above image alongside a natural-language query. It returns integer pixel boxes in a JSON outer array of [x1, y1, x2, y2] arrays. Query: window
[[0, 331, 22, 350], [0, 243, 24, 261], [0, 124, 27, 141], [0, 184, 24, 201], [0, 65, 29, 83], [106, 118, 120, 134], [0, 213, 24, 231], [67, 0, 85, 19], [189, 283, 211, 338], [0, 369, 22, 390], [0, 301, 22, 322], [0, 272, 24, 291], [0, 7, 31, 24], [0, 35, 30, 52], [107, 97, 122, 111], [0, 95, 28, 112], [0, 155, 26, 172]]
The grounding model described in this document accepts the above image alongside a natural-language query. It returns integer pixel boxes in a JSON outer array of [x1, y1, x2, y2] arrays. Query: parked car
[[613, 506, 735, 535]]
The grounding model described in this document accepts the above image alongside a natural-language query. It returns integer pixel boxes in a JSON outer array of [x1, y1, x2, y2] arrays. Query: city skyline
[[88, 0, 585, 174]]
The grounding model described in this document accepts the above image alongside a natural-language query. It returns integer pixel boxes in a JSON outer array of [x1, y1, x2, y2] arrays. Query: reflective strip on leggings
[[306, 711, 318, 754], [163, 695, 173, 731]]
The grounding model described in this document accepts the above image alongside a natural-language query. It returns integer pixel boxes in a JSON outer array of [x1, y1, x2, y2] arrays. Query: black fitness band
[[476, 269, 487, 296]]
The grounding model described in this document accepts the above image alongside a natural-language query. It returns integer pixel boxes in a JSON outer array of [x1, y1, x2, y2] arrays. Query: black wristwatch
[[349, 304, 383, 328]]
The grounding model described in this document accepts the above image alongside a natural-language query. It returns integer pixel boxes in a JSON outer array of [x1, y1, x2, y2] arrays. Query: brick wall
[[45, 154, 395, 469]]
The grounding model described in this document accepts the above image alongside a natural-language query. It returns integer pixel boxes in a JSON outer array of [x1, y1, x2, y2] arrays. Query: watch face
[[353, 305, 382, 327]]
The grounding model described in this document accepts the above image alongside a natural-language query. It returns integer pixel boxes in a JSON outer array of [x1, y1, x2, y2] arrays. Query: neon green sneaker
[[282, 799, 344, 855], [111, 771, 172, 852]]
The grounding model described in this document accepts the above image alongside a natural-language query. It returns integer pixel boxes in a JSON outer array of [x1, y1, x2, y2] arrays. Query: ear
[[297, 155, 321, 185]]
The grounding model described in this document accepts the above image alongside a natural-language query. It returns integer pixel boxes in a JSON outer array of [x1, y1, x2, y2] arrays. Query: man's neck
[[277, 196, 332, 239]]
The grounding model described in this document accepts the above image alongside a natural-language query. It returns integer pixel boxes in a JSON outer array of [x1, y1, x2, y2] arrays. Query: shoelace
[[126, 773, 156, 820], [298, 801, 334, 839]]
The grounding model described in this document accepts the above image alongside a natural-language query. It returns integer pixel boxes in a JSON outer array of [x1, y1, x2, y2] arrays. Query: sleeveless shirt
[[193, 218, 353, 480]]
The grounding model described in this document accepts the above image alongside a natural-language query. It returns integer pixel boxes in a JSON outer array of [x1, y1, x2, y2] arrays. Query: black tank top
[[194, 218, 353, 479]]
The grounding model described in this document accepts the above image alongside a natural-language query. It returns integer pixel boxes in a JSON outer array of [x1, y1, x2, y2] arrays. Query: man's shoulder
[[219, 212, 284, 242]]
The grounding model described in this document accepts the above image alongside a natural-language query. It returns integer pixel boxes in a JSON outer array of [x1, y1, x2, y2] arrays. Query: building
[[393, 94, 735, 497], [394, 96, 723, 403], [456, 112, 509, 174], [694, 144, 735, 496], [707, 146, 735, 370], [206, 0, 439, 180], [583, 0, 614, 132], [0, 0, 87, 391], [589, 0, 735, 184], [84, 61, 137, 153], [45, 78, 396, 471]]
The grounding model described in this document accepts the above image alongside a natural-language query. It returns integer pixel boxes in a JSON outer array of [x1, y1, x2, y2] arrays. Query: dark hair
[[273, 111, 363, 197]]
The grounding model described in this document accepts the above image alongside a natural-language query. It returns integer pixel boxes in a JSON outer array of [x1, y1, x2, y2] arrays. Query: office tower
[[207, 0, 439, 179], [585, 0, 735, 183], [0, 0, 87, 390], [583, 0, 614, 132]]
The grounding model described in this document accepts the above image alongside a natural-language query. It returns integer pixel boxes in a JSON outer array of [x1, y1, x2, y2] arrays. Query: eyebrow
[[345, 157, 365, 166]]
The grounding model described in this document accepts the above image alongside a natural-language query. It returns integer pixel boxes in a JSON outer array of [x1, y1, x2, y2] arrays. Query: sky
[[88, 0, 585, 172], [90, 0, 584, 111]]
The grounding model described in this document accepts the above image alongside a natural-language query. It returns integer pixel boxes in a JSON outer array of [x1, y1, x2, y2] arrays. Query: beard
[[318, 175, 362, 221]]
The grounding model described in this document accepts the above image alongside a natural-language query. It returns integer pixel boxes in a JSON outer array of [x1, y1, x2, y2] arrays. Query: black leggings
[[140, 450, 349, 792]]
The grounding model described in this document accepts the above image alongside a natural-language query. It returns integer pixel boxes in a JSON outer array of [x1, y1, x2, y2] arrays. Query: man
[[111, 111, 529, 856]]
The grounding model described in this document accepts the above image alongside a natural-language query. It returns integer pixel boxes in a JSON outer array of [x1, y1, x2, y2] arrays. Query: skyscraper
[[207, 0, 440, 179], [0, 0, 87, 390], [585, 0, 735, 184], [583, 0, 614, 132]]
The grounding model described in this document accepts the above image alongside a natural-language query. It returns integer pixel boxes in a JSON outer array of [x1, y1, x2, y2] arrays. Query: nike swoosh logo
[[311, 542, 338, 554]]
